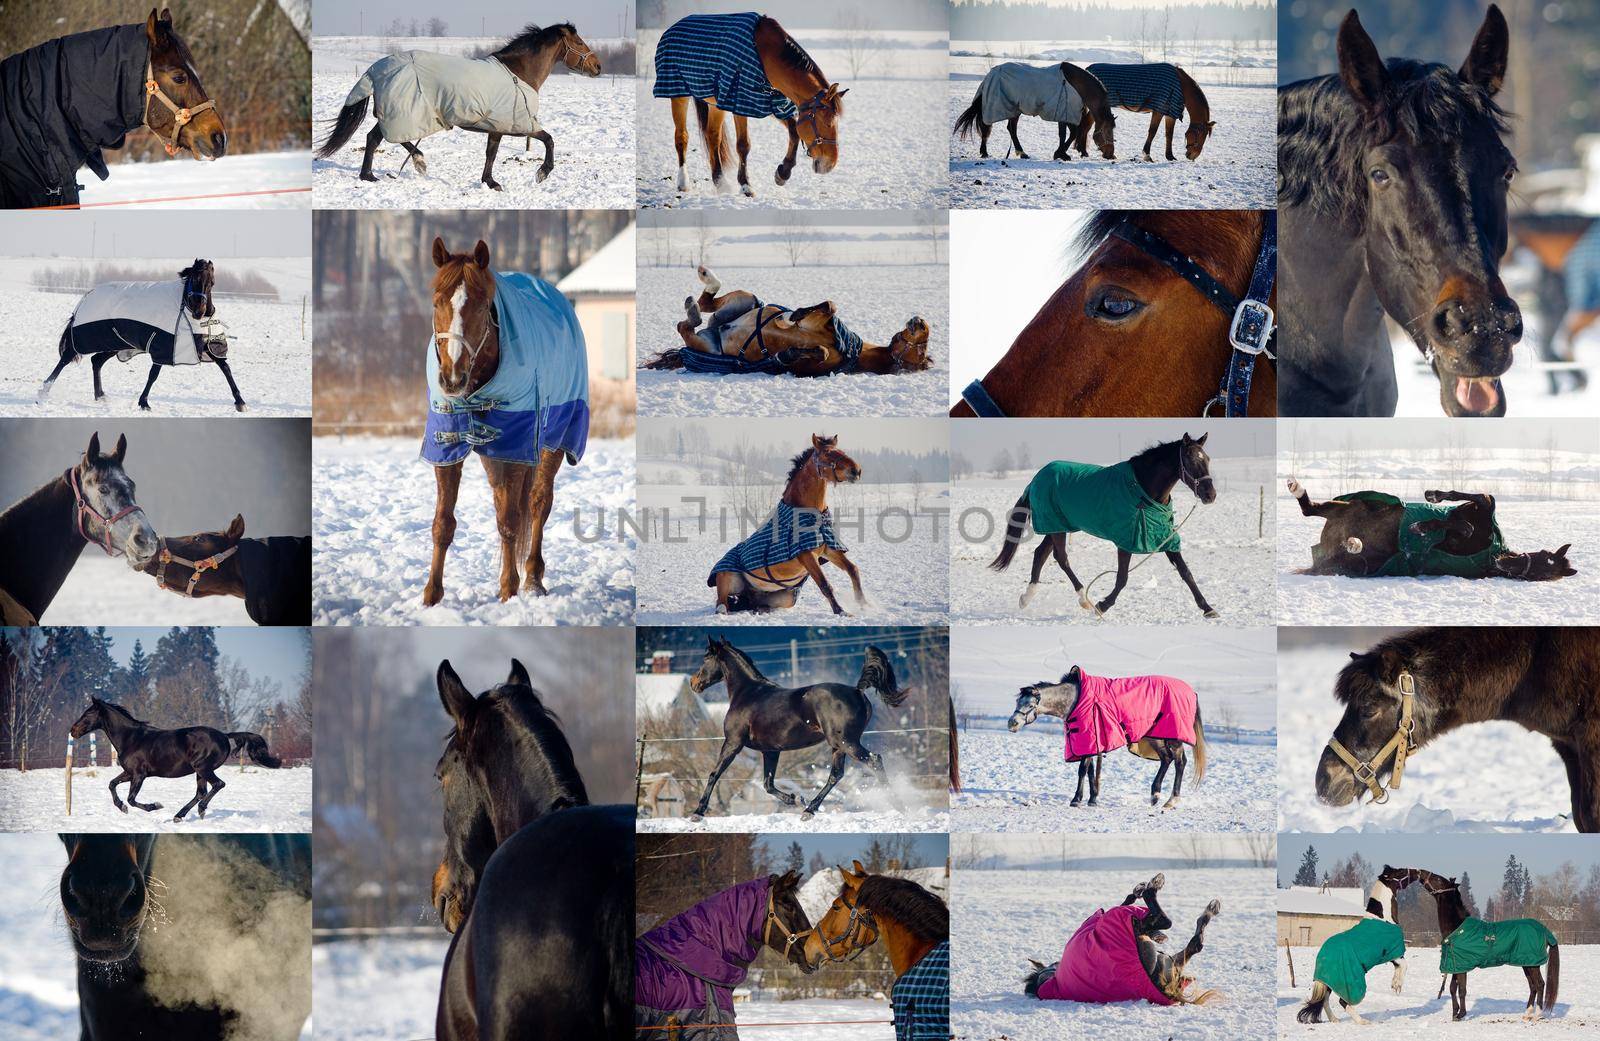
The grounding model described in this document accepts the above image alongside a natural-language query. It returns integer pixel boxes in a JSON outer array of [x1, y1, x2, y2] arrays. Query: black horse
[[1278, 6, 1521, 416], [0, 432, 159, 626], [69, 697, 281, 821], [686, 637, 911, 821], [433, 659, 632, 1041], [59, 832, 311, 1041]]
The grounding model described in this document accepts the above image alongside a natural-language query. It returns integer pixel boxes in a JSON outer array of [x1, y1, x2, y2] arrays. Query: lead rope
[[1076, 503, 1198, 615]]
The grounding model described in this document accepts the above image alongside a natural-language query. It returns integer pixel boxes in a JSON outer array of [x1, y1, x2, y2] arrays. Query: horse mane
[[716, 640, 769, 684], [485, 685, 590, 809], [494, 22, 573, 57], [1279, 59, 1510, 230], [857, 875, 948, 943], [1128, 438, 1180, 468], [787, 448, 816, 480], [94, 698, 152, 727], [758, 16, 824, 82], [1074, 210, 1262, 288]]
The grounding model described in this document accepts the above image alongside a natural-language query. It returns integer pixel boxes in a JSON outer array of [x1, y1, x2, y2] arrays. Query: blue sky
[[1277, 834, 1600, 888], [758, 833, 948, 868], [103, 627, 309, 704]]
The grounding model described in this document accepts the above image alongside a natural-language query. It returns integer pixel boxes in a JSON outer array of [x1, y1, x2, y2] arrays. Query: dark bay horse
[[952, 61, 1116, 161], [988, 435, 1219, 618], [686, 637, 910, 821], [69, 697, 281, 821], [59, 832, 311, 1041], [708, 434, 866, 615], [1314, 628, 1600, 829], [142, 515, 313, 624], [432, 659, 631, 1040], [318, 23, 601, 189], [1288, 479, 1574, 581], [1080, 64, 1214, 161], [0, 432, 158, 626], [1379, 865, 1559, 1021], [1278, 7, 1521, 416], [953, 210, 1277, 417]]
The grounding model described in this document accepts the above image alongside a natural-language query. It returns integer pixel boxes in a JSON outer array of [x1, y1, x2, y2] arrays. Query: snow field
[[313, 937, 448, 1041], [41, 554, 256, 626], [77, 151, 311, 209], [0, 764, 312, 833]]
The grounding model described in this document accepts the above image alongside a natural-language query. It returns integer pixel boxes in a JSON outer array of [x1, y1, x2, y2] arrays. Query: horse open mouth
[[1444, 374, 1505, 417]]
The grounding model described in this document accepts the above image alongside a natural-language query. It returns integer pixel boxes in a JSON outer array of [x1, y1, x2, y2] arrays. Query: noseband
[[812, 449, 849, 482], [143, 59, 217, 157], [959, 213, 1277, 418], [557, 36, 597, 68], [1179, 451, 1214, 498], [155, 537, 238, 596], [762, 886, 811, 961], [1326, 670, 1417, 805], [815, 889, 877, 963], [68, 467, 146, 556], [795, 87, 839, 159], [436, 296, 500, 393], [1012, 690, 1041, 727]]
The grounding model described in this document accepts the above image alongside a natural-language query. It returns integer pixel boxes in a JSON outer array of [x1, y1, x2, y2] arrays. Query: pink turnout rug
[[1038, 904, 1172, 1005], [1064, 668, 1197, 761]]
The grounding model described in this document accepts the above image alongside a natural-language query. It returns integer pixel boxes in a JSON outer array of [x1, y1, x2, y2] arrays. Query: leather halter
[[960, 213, 1277, 418], [435, 294, 500, 390], [794, 86, 839, 158], [556, 35, 597, 68], [814, 887, 878, 964], [762, 884, 811, 961], [155, 537, 238, 596], [1326, 670, 1418, 805], [68, 467, 146, 556], [143, 59, 217, 157]]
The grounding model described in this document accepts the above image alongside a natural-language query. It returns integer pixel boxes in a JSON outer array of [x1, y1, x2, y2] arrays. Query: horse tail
[[227, 731, 282, 768], [1022, 960, 1056, 998], [58, 320, 73, 362], [988, 489, 1031, 571], [1297, 981, 1331, 1023], [316, 70, 374, 159], [1192, 703, 1207, 783], [954, 89, 983, 140], [948, 693, 961, 793], [1544, 943, 1559, 1011], [641, 348, 686, 370], [693, 97, 732, 171], [858, 645, 910, 707]]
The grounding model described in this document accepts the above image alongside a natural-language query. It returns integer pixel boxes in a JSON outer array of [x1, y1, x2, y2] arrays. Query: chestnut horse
[[1079, 65, 1214, 162], [953, 210, 1276, 417], [644, 265, 932, 376], [662, 15, 845, 196], [423, 237, 564, 606]]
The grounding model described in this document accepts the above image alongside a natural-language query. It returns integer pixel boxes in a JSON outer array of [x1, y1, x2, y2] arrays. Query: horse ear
[[507, 659, 531, 688], [1459, 3, 1509, 96], [432, 237, 449, 268], [851, 859, 867, 876], [473, 240, 491, 269], [1556, 544, 1571, 558], [1337, 9, 1389, 111], [145, 10, 161, 43], [1206, 120, 1216, 129], [86, 432, 102, 462], [812, 433, 825, 449], [1195, 432, 1208, 446], [437, 660, 475, 728], [159, 7, 173, 23], [111, 434, 128, 465], [226, 514, 245, 539]]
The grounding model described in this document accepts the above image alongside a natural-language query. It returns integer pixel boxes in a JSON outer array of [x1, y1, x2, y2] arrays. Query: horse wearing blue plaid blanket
[[1080, 63, 1215, 162], [654, 13, 846, 197], [709, 434, 866, 614]]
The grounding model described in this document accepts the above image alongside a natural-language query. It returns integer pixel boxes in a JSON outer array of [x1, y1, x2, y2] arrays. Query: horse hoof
[[740, 184, 755, 198], [676, 171, 688, 191], [234, 402, 248, 413], [359, 172, 378, 182], [537, 166, 552, 183], [115, 803, 127, 814], [1286, 478, 1301, 495], [147, 803, 163, 811], [138, 403, 151, 412], [1149, 872, 1165, 890], [1069, 799, 1082, 808], [1203, 609, 1219, 619], [421, 585, 444, 608], [774, 168, 790, 186], [800, 811, 815, 821], [688, 814, 704, 823], [527, 580, 548, 597]]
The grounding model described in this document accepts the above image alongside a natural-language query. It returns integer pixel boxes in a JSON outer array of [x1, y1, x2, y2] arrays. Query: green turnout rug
[[1314, 918, 1406, 1005], [1310, 491, 1505, 578], [1440, 917, 1556, 974], [1026, 461, 1180, 554]]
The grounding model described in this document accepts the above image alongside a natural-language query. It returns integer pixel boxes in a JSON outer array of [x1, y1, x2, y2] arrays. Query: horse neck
[[1130, 449, 1179, 502], [1039, 680, 1080, 719], [94, 706, 144, 754], [756, 21, 827, 106], [718, 650, 772, 700], [854, 341, 895, 374], [781, 459, 829, 509], [499, 42, 560, 91], [1061, 63, 1110, 117], [487, 711, 589, 842], [1419, 871, 1469, 929], [878, 914, 937, 978], [0, 474, 86, 620], [1176, 67, 1209, 123]]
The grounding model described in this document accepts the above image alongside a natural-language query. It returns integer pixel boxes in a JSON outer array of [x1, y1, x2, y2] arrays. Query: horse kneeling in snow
[[1024, 873, 1224, 1006]]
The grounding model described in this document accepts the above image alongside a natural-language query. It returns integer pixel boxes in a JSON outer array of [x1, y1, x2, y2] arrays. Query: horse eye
[[1503, 165, 1516, 184], [1090, 292, 1142, 320], [1369, 168, 1391, 186]]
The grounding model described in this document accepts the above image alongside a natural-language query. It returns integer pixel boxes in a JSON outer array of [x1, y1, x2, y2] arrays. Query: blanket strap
[[1326, 670, 1416, 804]]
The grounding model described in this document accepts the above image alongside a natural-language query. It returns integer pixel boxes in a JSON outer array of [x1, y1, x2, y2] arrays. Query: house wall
[[572, 294, 635, 385], [1277, 912, 1364, 947]]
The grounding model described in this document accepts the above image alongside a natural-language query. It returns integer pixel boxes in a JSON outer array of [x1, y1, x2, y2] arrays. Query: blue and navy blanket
[[892, 940, 950, 1041], [422, 271, 588, 467], [1567, 220, 1600, 314], [682, 299, 864, 376], [710, 502, 845, 579], [653, 12, 796, 120], [1087, 62, 1186, 120]]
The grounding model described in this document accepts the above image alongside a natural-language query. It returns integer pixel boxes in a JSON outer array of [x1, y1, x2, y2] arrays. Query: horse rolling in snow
[[1287, 479, 1574, 581], [1025, 873, 1224, 1006], [1007, 665, 1207, 810], [69, 697, 282, 822], [989, 434, 1219, 618], [953, 61, 1116, 161], [317, 23, 601, 189], [1296, 878, 1406, 1024], [686, 637, 909, 821]]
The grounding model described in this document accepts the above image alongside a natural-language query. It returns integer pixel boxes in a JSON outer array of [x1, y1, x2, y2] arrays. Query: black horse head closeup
[[59, 833, 158, 963]]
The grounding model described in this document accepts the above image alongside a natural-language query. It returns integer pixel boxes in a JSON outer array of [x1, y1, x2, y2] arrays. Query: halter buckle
[[1229, 299, 1275, 356], [147, 79, 159, 95], [1398, 672, 1416, 696]]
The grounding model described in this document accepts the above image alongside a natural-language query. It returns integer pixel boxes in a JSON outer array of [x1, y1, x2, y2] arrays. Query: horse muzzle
[[1314, 747, 1361, 807]]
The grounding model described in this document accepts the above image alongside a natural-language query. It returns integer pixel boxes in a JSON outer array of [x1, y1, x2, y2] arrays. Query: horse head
[[1176, 432, 1216, 504], [430, 237, 500, 400], [689, 636, 728, 693], [1334, 7, 1520, 416], [1007, 684, 1044, 732], [1495, 545, 1576, 581], [432, 658, 587, 934], [887, 316, 932, 372], [554, 24, 602, 77], [152, 514, 247, 596], [802, 861, 879, 968], [798, 84, 846, 174], [806, 434, 861, 485], [754, 870, 817, 973], [180, 258, 215, 318], [59, 834, 158, 963], [1315, 646, 1416, 807], [144, 9, 227, 160], [74, 432, 159, 567], [68, 698, 110, 739], [1063, 63, 1116, 159], [1184, 119, 1215, 161]]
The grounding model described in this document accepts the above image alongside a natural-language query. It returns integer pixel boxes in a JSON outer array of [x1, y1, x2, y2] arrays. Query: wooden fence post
[[64, 735, 74, 816], [635, 735, 647, 809], [1284, 937, 1296, 988]]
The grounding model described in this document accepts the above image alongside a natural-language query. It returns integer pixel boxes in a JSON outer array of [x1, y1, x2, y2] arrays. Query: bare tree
[[992, 447, 1015, 478], [777, 210, 814, 268], [427, 17, 448, 37], [834, 11, 881, 79]]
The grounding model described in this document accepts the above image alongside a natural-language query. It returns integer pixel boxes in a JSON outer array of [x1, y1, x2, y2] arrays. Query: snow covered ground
[[0, 256, 311, 417], [1279, 644, 1579, 833], [950, 457, 1276, 625], [312, 436, 636, 625], [953, 867, 1275, 1041], [313, 937, 447, 1041], [1278, 944, 1599, 1035], [953, 726, 1274, 833], [637, 260, 949, 417], [0, 764, 312, 832], [639, 760, 948, 834], [638, 29, 948, 209], [737, 998, 896, 1039], [40, 553, 256, 626], [948, 41, 1276, 209], [0, 834, 87, 1041], [77, 151, 311, 209], [312, 36, 635, 209]]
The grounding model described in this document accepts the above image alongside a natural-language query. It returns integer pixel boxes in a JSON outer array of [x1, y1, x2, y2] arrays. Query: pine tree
[[1459, 872, 1478, 916], [786, 842, 805, 876], [125, 639, 151, 708], [808, 851, 827, 877], [1293, 845, 1320, 887]]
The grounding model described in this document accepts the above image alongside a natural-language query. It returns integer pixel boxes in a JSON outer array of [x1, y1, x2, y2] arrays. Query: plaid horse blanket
[[1087, 62, 1186, 120], [1440, 917, 1556, 974], [66, 280, 202, 365], [892, 940, 950, 1040], [1038, 905, 1172, 1005], [1063, 667, 1197, 762], [1314, 918, 1406, 1004], [1026, 461, 1181, 553], [1311, 491, 1506, 578], [1567, 219, 1600, 314], [653, 13, 796, 120], [978, 62, 1083, 125], [681, 298, 865, 376], [346, 50, 542, 144], [709, 502, 845, 581], [422, 271, 588, 467], [635, 877, 770, 1040]]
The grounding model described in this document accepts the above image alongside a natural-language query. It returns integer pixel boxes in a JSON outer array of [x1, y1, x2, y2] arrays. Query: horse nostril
[[211, 131, 227, 155], [1432, 300, 1467, 343]]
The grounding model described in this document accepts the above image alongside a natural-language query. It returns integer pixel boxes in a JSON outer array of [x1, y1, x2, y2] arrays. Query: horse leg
[[135, 363, 163, 410], [1073, 114, 1090, 157], [125, 774, 163, 813], [714, 572, 747, 614], [1166, 551, 1217, 618], [400, 141, 427, 175], [1550, 740, 1589, 831], [1522, 967, 1541, 1020], [522, 449, 563, 596], [1020, 539, 1052, 608], [689, 736, 745, 820], [1053, 121, 1070, 161], [704, 106, 728, 192], [823, 548, 866, 608], [1050, 534, 1084, 592], [776, 117, 799, 185], [760, 750, 797, 807], [486, 457, 523, 601], [1088, 753, 1102, 805], [732, 115, 753, 197], [800, 750, 849, 820], [1161, 746, 1187, 810], [38, 347, 76, 402], [1094, 549, 1132, 615], [196, 768, 225, 818], [91, 352, 115, 401], [1174, 899, 1222, 970], [213, 357, 247, 412], [797, 550, 847, 615], [1150, 745, 1172, 806], [1006, 115, 1028, 159], [107, 769, 132, 812], [1163, 116, 1177, 161], [1390, 958, 1406, 994], [1453, 973, 1467, 1020], [422, 461, 463, 607], [1141, 112, 1159, 160], [671, 97, 690, 190], [1070, 759, 1088, 806], [360, 125, 382, 181], [533, 129, 555, 183], [481, 132, 504, 191], [977, 120, 992, 159], [172, 774, 208, 821]]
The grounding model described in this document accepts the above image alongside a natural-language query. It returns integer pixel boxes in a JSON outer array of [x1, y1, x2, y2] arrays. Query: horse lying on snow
[[643, 266, 931, 377], [1025, 874, 1224, 1006], [1297, 879, 1406, 1024], [1289, 479, 1574, 580]]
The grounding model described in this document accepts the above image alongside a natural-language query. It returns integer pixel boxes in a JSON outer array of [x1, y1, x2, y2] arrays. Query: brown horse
[[953, 210, 1277, 417], [803, 862, 948, 1020], [664, 16, 845, 196], [708, 434, 865, 615], [142, 514, 313, 624], [644, 265, 931, 376], [1080, 66, 1214, 161], [952, 62, 1116, 161], [423, 237, 564, 606]]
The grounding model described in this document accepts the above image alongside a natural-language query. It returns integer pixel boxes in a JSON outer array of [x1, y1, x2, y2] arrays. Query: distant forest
[[951, 1, 1277, 43]]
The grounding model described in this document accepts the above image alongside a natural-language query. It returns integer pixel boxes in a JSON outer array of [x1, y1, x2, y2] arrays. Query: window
[[602, 309, 630, 380], [1299, 926, 1311, 945]]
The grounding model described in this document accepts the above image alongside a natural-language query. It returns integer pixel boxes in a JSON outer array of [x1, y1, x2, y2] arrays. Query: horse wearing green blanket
[[1298, 881, 1407, 1024]]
